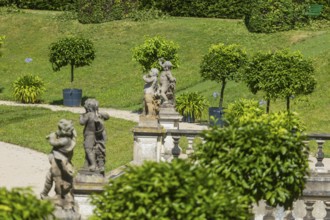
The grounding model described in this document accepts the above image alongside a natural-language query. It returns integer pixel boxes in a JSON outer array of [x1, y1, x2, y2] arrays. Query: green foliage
[[176, 92, 209, 122], [196, 110, 309, 209], [91, 160, 251, 220], [49, 37, 95, 83], [76, 0, 138, 24], [244, 49, 316, 111], [12, 74, 45, 103], [244, 0, 309, 33], [132, 36, 179, 72], [0, 0, 75, 10], [0, 187, 54, 219], [137, 0, 251, 19], [224, 98, 264, 124], [200, 43, 247, 108]]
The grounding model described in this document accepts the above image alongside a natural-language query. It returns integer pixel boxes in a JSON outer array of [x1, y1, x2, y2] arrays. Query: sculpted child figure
[[79, 98, 109, 173], [159, 58, 176, 105], [40, 119, 77, 210], [143, 68, 160, 116]]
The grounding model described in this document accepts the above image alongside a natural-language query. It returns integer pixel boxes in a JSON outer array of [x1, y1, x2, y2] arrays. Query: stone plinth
[[73, 170, 106, 219], [133, 115, 165, 165], [158, 104, 182, 129], [158, 104, 182, 160]]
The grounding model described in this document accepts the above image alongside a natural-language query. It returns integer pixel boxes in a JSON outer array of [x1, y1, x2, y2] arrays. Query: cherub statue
[[159, 58, 176, 105], [143, 68, 160, 116], [40, 119, 77, 211], [79, 98, 109, 173]]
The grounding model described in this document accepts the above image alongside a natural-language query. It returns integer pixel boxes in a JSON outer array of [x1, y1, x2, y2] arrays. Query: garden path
[[0, 100, 207, 195]]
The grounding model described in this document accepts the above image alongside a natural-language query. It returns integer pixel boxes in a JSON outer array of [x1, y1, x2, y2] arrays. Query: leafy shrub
[[76, 0, 138, 24], [137, 0, 251, 19], [49, 36, 95, 83], [91, 160, 251, 220], [244, 0, 310, 33], [196, 111, 309, 209], [176, 92, 209, 122], [13, 74, 45, 103], [224, 98, 264, 124], [0, 187, 54, 219], [0, 0, 75, 10], [132, 36, 179, 72], [200, 43, 247, 108]]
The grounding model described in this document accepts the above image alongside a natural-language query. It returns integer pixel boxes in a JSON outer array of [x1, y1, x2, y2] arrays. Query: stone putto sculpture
[[143, 68, 160, 116], [159, 58, 176, 105], [79, 98, 109, 174], [40, 119, 80, 218]]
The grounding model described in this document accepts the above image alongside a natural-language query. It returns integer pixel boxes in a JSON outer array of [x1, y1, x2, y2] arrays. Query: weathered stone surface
[[40, 119, 81, 219], [79, 98, 109, 174], [132, 126, 165, 165], [138, 115, 160, 128]]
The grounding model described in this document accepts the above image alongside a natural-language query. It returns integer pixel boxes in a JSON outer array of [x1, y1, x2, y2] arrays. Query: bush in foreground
[[0, 187, 54, 219], [91, 160, 251, 220]]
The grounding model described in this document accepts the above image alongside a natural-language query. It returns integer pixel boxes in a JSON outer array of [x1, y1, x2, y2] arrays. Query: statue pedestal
[[73, 170, 106, 219], [132, 115, 165, 165], [158, 104, 182, 160]]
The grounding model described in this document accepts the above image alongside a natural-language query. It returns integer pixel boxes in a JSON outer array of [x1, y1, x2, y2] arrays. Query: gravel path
[[0, 101, 207, 195]]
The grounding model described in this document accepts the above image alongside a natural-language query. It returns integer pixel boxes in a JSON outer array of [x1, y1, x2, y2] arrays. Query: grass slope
[[0, 10, 330, 133]]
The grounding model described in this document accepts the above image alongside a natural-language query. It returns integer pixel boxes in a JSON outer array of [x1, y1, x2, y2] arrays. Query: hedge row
[[0, 0, 75, 10], [138, 0, 250, 19]]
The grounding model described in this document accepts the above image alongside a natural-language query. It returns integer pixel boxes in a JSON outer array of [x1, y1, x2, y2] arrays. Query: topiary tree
[[0, 187, 54, 219], [244, 49, 316, 112], [200, 43, 247, 108], [196, 108, 310, 209], [49, 36, 95, 83], [132, 36, 179, 72], [91, 160, 251, 220]]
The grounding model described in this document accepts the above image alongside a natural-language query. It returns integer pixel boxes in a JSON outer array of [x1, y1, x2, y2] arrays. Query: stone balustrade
[[165, 130, 330, 220]]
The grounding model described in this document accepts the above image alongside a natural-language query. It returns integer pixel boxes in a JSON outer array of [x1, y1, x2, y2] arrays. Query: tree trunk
[[266, 99, 270, 114], [286, 96, 290, 112], [70, 64, 74, 83], [219, 79, 226, 109]]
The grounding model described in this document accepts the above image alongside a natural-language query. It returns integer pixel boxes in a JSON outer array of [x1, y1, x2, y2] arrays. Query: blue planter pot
[[63, 89, 82, 107], [209, 107, 225, 127], [183, 115, 195, 123]]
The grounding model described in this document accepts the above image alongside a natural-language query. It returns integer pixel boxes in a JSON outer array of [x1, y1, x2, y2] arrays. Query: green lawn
[[0, 105, 136, 171], [1, 9, 330, 160]]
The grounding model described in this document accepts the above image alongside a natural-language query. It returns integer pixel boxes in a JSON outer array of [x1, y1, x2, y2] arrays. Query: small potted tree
[[49, 36, 95, 106], [200, 43, 247, 126]]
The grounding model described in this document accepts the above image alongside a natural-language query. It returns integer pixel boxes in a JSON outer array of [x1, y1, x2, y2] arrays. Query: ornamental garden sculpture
[[40, 119, 80, 219], [79, 98, 110, 174]]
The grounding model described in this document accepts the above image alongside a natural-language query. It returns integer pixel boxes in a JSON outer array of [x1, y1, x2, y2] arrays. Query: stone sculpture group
[[143, 59, 176, 117], [41, 98, 109, 219]]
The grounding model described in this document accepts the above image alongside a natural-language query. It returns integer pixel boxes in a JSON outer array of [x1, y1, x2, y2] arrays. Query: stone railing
[[166, 131, 330, 220]]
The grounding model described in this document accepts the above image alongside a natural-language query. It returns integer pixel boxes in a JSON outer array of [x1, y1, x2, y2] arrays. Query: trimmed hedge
[[0, 0, 75, 10], [244, 0, 310, 33], [137, 0, 251, 19]]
